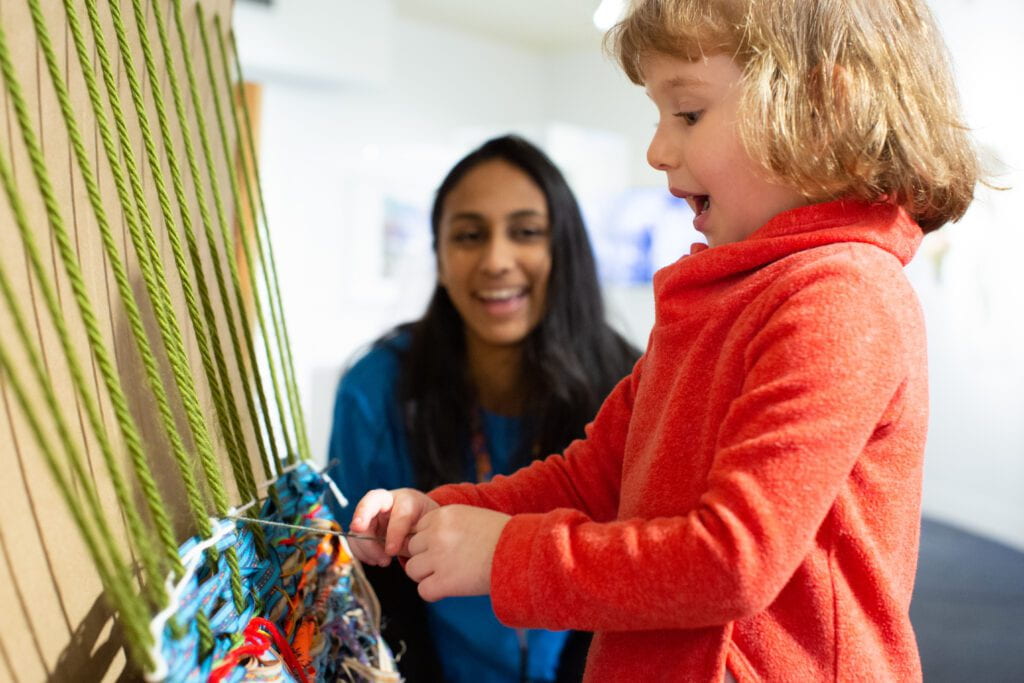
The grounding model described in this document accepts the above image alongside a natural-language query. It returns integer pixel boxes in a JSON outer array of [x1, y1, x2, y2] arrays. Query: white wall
[[236, 0, 1024, 550], [908, 0, 1024, 549]]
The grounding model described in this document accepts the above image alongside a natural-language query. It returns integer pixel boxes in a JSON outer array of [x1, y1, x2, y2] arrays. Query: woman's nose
[[480, 234, 514, 275]]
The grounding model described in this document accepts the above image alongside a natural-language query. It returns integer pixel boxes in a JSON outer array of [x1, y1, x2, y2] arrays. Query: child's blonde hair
[[607, 0, 980, 232]]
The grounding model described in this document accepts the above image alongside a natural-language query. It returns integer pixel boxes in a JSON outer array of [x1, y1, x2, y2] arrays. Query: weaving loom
[[0, 1, 396, 680]]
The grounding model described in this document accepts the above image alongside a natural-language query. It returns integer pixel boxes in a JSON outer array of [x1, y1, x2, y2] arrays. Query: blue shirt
[[325, 335, 569, 682]]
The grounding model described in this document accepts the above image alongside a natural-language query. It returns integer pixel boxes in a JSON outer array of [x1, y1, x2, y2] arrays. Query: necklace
[[469, 406, 493, 483]]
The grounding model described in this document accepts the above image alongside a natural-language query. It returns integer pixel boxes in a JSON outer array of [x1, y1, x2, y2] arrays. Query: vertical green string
[[115, 0, 265, 521], [3, 0, 324, 665], [1, 9, 169, 605], [64, 0, 213, 546], [88, 0, 247, 609], [57, 0, 213, 576], [169, 0, 285, 483], [91, 0, 228, 514], [221, 24, 312, 463], [0, 152, 153, 670], [0, 347, 153, 669], [104, 0, 259, 513], [194, 4, 297, 466], [142, 0, 277, 485]]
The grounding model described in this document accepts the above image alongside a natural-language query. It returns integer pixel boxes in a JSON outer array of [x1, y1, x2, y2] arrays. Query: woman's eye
[[511, 225, 548, 241], [674, 110, 702, 125], [452, 230, 483, 244]]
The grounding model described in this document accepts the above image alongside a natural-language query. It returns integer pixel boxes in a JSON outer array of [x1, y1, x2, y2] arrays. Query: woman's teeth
[[477, 288, 525, 302]]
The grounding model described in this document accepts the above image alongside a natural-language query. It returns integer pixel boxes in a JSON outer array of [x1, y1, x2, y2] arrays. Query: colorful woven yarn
[[150, 462, 397, 682]]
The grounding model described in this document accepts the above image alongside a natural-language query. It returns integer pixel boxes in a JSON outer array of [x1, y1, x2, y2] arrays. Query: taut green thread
[[61, 0, 216, 593], [0, 346, 153, 669], [140, 0, 277, 491], [25, 0, 183, 585], [3, 0, 321, 664], [73, 0, 243, 628], [0, 151, 153, 669], [95, 0, 246, 609], [119, 0, 263, 518], [223, 24, 312, 462], [69, 0, 213, 544], [1, 10, 167, 605], [196, 4, 297, 465], [104, 0, 256, 511], [169, 0, 284, 484]]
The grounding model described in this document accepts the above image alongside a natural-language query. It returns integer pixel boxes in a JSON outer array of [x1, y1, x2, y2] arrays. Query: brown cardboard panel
[[1, 1, 246, 679]]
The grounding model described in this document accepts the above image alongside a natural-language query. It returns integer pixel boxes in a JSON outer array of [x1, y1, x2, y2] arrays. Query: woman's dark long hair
[[383, 134, 640, 490]]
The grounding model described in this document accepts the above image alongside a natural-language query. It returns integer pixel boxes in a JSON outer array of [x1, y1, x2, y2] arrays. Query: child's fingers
[[403, 553, 433, 584], [416, 574, 445, 603], [345, 527, 389, 565], [349, 488, 395, 533], [405, 528, 428, 557], [384, 491, 421, 555], [347, 536, 390, 567]]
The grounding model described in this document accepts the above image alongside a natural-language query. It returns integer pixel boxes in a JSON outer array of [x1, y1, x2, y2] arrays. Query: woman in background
[[327, 135, 639, 682]]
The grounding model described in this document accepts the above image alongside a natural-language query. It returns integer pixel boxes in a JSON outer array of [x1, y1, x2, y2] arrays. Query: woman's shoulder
[[337, 328, 412, 400]]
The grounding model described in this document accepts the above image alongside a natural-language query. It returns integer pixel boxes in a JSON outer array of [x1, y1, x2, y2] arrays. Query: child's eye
[[674, 110, 703, 126]]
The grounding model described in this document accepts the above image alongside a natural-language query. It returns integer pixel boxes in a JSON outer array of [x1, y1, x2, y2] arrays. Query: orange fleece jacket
[[431, 199, 928, 682]]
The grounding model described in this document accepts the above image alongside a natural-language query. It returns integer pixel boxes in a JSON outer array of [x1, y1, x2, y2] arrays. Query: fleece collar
[[654, 199, 924, 295]]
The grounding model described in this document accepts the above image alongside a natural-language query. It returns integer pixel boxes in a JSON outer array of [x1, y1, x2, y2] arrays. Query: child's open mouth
[[692, 195, 711, 233]]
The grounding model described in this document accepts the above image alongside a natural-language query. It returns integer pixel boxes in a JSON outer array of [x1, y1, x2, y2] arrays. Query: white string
[[228, 514, 382, 542], [321, 469, 349, 509], [145, 518, 237, 682]]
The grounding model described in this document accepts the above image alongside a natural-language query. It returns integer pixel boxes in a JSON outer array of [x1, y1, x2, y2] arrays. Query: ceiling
[[392, 0, 608, 51]]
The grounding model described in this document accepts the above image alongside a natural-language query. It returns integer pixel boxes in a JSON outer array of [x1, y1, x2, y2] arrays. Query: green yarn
[[117, 0, 263, 517], [60, 0, 214, 561], [168, 0, 284, 483], [1, 7, 168, 605], [0, 151, 154, 670], [147, 0, 278, 485], [23, 0, 187, 584], [99, 0, 254, 610], [102, 0, 239, 516], [0, 344, 154, 670], [221, 23, 313, 463], [195, 3, 298, 465], [0, 0, 321, 667]]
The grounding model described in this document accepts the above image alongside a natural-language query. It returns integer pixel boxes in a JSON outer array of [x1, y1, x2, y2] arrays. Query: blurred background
[[232, 0, 1023, 677]]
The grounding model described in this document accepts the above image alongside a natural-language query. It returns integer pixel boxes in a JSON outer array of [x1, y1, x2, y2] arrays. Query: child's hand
[[348, 488, 439, 567], [403, 504, 511, 602]]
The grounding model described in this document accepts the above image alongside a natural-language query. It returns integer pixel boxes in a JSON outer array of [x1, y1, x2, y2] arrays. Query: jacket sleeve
[[429, 355, 643, 524], [484, 259, 921, 632]]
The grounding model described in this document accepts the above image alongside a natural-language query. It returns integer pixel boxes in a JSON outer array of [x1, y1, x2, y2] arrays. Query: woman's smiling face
[[437, 159, 552, 353]]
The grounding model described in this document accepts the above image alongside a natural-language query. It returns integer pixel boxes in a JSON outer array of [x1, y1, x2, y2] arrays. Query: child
[[349, 0, 980, 680]]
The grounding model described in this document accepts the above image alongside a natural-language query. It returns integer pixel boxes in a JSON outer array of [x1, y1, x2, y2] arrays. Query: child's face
[[644, 52, 808, 247], [436, 159, 552, 355]]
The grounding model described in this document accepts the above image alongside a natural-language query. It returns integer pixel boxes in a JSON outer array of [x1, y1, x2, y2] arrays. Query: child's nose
[[647, 125, 676, 171]]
